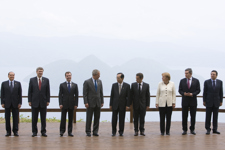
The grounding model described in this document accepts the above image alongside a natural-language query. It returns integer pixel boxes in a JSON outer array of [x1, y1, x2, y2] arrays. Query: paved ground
[[0, 122, 224, 150]]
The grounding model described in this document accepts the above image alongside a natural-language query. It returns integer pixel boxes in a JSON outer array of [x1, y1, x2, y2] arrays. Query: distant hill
[[23, 55, 205, 96]]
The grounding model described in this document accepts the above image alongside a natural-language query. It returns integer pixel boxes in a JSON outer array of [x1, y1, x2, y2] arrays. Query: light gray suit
[[83, 78, 104, 134]]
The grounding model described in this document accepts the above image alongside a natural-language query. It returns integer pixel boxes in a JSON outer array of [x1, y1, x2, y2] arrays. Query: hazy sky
[[1, 0, 225, 51]]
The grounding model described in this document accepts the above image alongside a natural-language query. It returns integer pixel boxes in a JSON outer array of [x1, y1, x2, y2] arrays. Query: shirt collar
[[37, 76, 42, 80], [137, 82, 143, 85], [211, 79, 217, 82], [118, 82, 123, 86], [9, 80, 14, 83], [187, 77, 192, 80]]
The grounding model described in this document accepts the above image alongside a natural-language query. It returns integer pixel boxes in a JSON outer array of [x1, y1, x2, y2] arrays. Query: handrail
[[0, 95, 225, 123]]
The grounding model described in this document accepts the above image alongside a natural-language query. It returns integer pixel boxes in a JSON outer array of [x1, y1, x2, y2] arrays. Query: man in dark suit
[[179, 68, 200, 135], [130, 73, 150, 136], [83, 69, 104, 137], [59, 71, 79, 137], [203, 70, 223, 135], [28, 67, 50, 137], [1, 72, 22, 136], [110, 73, 130, 136]]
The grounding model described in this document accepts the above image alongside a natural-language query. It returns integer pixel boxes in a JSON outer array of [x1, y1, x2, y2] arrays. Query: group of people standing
[[0, 67, 223, 137]]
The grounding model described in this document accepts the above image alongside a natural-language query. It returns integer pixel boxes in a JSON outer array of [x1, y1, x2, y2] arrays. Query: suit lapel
[[141, 83, 145, 94], [90, 78, 96, 92]]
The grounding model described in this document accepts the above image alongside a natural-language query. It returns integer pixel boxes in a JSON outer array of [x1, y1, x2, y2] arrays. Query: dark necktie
[[95, 80, 98, 92], [10, 81, 13, 93], [213, 80, 216, 90], [39, 78, 42, 91], [139, 83, 141, 95], [68, 82, 71, 92]]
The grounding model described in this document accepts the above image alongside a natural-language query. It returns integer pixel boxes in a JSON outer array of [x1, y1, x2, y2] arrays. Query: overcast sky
[[0, 0, 225, 51]]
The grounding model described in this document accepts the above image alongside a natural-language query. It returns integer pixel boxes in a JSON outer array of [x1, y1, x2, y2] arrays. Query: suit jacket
[[156, 81, 176, 107], [28, 77, 50, 108], [203, 79, 223, 107], [58, 82, 79, 109], [110, 82, 130, 110], [83, 78, 104, 108], [130, 82, 150, 110], [1, 80, 22, 108], [178, 77, 201, 107]]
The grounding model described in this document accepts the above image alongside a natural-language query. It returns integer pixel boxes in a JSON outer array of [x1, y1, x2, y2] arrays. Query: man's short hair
[[36, 67, 44, 72], [136, 73, 144, 79], [65, 71, 72, 76], [117, 72, 124, 79], [211, 70, 218, 76], [185, 68, 192, 74], [92, 69, 100, 76], [8, 71, 15, 75]]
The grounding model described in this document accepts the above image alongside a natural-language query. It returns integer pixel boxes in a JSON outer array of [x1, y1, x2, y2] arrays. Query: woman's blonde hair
[[162, 72, 171, 80]]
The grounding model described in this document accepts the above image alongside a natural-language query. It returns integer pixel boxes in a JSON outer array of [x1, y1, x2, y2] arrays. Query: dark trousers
[[86, 106, 101, 134], [111, 108, 126, 134], [133, 107, 146, 132], [159, 105, 172, 134], [60, 108, 74, 134], [205, 106, 219, 131], [5, 105, 19, 134], [182, 105, 196, 131], [32, 105, 47, 134]]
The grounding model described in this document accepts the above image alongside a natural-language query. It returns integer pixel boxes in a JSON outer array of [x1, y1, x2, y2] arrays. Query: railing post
[[73, 109, 76, 123], [130, 103, 133, 123]]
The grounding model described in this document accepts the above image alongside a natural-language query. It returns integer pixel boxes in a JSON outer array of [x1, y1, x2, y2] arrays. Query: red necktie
[[187, 79, 190, 89], [39, 78, 42, 90]]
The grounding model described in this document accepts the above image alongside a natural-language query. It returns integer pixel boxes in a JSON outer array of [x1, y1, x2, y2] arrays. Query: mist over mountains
[[23, 55, 205, 96]]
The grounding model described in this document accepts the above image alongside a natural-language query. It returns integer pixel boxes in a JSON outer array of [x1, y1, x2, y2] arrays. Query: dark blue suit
[[28, 77, 50, 134], [179, 77, 200, 131], [203, 79, 223, 131], [1, 80, 22, 134]]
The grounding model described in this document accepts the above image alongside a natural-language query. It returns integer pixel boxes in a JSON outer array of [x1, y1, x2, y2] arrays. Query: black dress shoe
[[93, 133, 99, 136], [42, 133, 47, 137], [60, 132, 63, 137], [140, 132, 145, 136], [14, 132, 19, 136], [190, 131, 196, 135], [86, 133, 91, 137], [32, 133, 37, 137], [166, 132, 170, 135], [206, 130, 210, 135], [213, 130, 220, 134], [68, 133, 74, 137], [134, 132, 138, 136], [182, 131, 187, 135], [119, 133, 123, 136], [5, 133, 11, 137], [161, 133, 164, 136], [112, 133, 116, 136]]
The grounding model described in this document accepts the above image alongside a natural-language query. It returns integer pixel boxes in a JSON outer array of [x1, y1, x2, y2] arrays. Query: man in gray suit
[[83, 69, 104, 137], [59, 71, 79, 137]]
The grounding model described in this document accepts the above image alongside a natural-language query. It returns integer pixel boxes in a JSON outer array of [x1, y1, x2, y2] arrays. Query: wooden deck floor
[[0, 122, 225, 150]]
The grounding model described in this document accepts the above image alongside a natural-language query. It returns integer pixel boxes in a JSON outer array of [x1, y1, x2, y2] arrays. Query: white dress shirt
[[137, 82, 143, 90], [156, 81, 176, 107], [37, 76, 42, 84], [211, 79, 217, 86], [8, 80, 14, 87]]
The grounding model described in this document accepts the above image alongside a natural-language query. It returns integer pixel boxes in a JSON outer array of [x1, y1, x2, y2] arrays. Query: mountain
[[23, 55, 205, 96]]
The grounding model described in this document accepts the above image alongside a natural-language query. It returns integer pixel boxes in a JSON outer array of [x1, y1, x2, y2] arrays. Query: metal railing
[[0, 95, 225, 123]]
